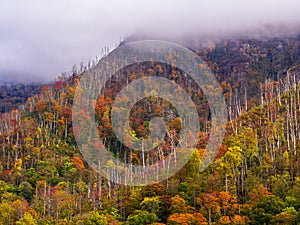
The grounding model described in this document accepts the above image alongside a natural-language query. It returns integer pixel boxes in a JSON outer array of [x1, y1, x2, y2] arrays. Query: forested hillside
[[0, 82, 44, 113], [1, 36, 300, 225]]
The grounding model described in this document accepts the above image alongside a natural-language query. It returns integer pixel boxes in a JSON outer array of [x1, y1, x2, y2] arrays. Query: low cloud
[[1, 0, 300, 82]]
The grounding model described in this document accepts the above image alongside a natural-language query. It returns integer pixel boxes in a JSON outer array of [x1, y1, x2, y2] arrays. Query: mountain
[[122, 34, 300, 117], [1, 34, 300, 224]]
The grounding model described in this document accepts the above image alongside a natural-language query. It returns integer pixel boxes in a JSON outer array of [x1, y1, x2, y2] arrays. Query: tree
[[270, 207, 297, 225], [231, 215, 249, 225], [250, 195, 286, 225], [18, 181, 33, 203], [177, 149, 202, 206], [167, 212, 207, 225], [285, 178, 300, 210], [218, 191, 239, 217], [215, 146, 242, 194], [0, 180, 11, 201], [51, 189, 70, 221], [0, 201, 12, 224], [140, 196, 161, 215], [16, 212, 37, 225], [201, 192, 221, 224], [125, 210, 158, 225], [218, 216, 231, 225], [86, 211, 108, 225], [169, 195, 187, 214], [140, 182, 165, 198], [11, 199, 29, 222]]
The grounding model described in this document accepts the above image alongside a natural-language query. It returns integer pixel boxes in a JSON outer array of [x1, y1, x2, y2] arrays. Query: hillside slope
[[1, 36, 300, 224]]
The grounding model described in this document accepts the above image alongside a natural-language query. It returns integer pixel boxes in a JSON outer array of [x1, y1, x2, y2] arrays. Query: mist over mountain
[[1, 0, 300, 82]]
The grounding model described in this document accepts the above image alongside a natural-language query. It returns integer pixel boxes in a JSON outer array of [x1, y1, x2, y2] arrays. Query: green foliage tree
[[285, 178, 300, 210], [125, 210, 158, 225], [85, 211, 108, 225], [0, 201, 12, 225], [140, 196, 161, 215], [18, 181, 33, 203], [269, 207, 297, 225], [16, 212, 37, 225], [250, 195, 286, 225]]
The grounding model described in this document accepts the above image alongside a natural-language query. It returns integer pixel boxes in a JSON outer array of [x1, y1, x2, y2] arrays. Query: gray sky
[[1, 0, 300, 82]]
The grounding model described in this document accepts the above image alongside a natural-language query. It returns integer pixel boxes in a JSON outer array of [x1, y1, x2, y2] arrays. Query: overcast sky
[[1, 0, 300, 82]]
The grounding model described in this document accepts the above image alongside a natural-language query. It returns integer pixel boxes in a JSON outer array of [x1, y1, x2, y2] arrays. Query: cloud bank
[[1, 0, 300, 82]]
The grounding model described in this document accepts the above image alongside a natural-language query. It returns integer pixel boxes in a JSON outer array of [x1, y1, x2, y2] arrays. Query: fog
[[1, 0, 300, 82]]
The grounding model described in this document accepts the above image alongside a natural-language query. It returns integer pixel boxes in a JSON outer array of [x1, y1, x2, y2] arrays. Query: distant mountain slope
[[193, 35, 300, 117], [121, 34, 300, 117], [0, 82, 45, 113]]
